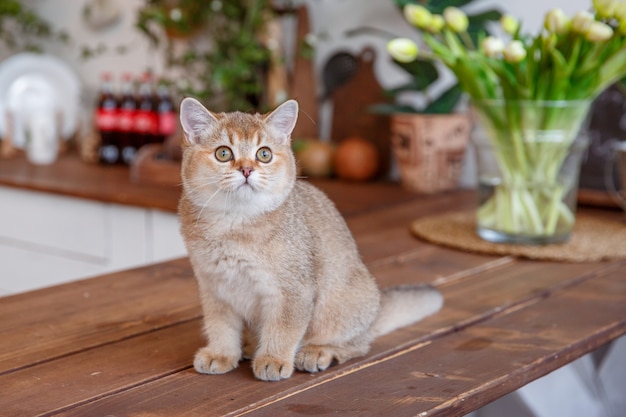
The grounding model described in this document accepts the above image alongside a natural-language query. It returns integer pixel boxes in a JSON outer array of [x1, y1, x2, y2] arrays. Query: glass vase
[[472, 99, 592, 245]]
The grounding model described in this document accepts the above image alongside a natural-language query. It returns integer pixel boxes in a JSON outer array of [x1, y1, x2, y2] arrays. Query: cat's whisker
[[188, 181, 221, 187], [226, 189, 234, 207], [188, 178, 222, 187], [298, 108, 317, 127], [185, 179, 223, 195], [195, 187, 223, 226], [184, 188, 209, 200]]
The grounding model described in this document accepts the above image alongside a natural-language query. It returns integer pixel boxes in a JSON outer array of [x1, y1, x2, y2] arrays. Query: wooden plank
[[0, 320, 203, 417], [346, 191, 475, 264], [346, 191, 475, 236], [309, 179, 422, 216], [370, 254, 513, 288], [53, 362, 321, 417], [367, 260, 614, 355], [235, 266, 626, 417], [42, 261, 617, 417], [0, 258, 199, 374]]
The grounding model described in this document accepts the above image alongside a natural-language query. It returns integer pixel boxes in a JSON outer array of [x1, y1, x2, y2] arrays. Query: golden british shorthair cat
[[178, 97, 443, 381]]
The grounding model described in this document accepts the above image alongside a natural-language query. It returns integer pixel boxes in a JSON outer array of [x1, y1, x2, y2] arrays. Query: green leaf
[[423, 83, 464, 113], [598, 46, 626, 96], [391, 58, 439, 91], [466, 10, 503, 44], [467, 9, 503, 24], [368, 103, 421, 114], [543, 48, 569, 100], [394, 0, 476, 13], [392, 0, 418, 9], [426, 0, 476, 14]]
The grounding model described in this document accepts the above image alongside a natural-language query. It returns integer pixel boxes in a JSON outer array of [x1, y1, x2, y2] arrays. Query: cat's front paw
[[193, 347, 239, 375], [295, 345, 334, 373], [252, 355, 294, 381]]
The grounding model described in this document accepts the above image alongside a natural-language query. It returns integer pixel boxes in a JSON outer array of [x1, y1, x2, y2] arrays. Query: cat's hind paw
[[252, 355, 294, 381], [295, 345, 334, 373], [193, 347, 239, 375]]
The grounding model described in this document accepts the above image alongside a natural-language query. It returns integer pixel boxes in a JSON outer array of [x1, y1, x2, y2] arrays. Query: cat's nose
[[241, 167, 254, 178]]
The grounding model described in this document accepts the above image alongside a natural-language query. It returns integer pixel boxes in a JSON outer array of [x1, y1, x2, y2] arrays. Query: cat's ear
[[265, 99, 298, 145], [179, 97, 218, 145]]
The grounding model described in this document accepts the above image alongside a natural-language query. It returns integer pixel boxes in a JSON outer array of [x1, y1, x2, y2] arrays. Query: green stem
[[474, 99, 589, 239]]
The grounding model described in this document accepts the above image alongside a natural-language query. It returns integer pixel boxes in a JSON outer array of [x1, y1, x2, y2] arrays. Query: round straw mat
[[410, 210, 626, 262]]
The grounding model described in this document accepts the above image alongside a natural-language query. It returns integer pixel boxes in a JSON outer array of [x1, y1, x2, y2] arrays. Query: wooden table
[[1, 182, 625, 417]]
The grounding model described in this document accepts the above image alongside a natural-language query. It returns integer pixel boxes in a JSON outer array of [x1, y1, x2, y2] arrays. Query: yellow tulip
[[585, 20, 614, 41], [593, 0, 617, 18], [544, 9, 570, 35], [614, 2, 626, 21], [404, 5, 433, 29], [429, 15, 445, 33], [500, 14, 519, 35], [503, 40, 527, 63], [571, 11, 595, 34], [481, 36, 505, 58], [443, 7, 469, 33], [387, 38, 419, 63]]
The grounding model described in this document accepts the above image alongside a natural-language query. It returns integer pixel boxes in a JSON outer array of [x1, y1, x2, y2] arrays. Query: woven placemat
[[410, 210, 626, 262]]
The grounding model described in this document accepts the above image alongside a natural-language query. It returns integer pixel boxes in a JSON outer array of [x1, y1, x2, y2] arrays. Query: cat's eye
[[215, 146, 233, 162], [256, 147, 272, 163]]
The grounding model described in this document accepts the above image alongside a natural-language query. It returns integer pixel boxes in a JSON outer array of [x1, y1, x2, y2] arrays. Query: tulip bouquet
[[388, 0, 626, 243]]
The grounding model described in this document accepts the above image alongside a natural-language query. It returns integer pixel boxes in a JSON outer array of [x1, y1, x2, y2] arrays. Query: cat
[[178, 97, 443, 381]]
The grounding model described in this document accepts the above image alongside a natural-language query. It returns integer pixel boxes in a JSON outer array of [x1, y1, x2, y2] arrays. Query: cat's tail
[[369, 284, 443, 339]]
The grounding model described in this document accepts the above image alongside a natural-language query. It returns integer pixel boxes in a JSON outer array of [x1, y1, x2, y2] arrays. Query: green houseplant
[[135, 0, 274, 112]]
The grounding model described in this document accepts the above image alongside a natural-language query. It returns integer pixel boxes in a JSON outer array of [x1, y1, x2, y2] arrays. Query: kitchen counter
[[0, 153, 182, 212]]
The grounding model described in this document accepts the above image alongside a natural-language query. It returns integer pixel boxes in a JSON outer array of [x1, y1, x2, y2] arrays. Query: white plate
[[0, 53, 81, 147]]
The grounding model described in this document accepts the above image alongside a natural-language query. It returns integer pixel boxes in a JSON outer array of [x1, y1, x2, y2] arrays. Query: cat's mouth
[[236, 179, 256, 191]]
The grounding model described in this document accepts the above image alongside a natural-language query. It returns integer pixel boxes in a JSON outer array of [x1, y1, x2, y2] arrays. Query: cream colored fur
[[178, 98, 443, 381]]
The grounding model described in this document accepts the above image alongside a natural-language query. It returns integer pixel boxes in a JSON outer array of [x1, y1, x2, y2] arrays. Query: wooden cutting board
[[330, 47, 391, 177]]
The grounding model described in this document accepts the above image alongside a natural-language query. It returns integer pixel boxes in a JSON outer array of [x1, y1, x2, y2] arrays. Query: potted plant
[[387, 0, 626, 244], [368, 0, 502, 193], [135, 0, 275, 112]]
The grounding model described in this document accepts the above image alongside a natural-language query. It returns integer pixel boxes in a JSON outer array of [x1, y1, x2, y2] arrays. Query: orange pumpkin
[[333, 137, 379, 181]]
